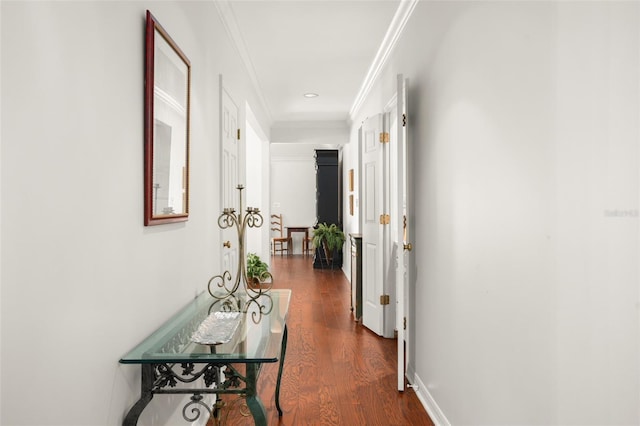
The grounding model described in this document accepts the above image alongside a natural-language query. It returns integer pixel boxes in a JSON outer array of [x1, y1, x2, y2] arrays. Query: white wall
[[245, 104, 271, 266], [270, 144, 317, 254], [344, 1, 639, 425], [269, 121, 348, 256], [341, 131, 360, 281], [245, 121, 267, 258], [554, 3, 639, 423], [271, 120, 348, 145], [1, 2, 269, 425]]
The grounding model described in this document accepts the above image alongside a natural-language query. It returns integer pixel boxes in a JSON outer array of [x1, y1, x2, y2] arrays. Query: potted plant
[[246, 253, 271, 287], [312, 223, 346, 266]]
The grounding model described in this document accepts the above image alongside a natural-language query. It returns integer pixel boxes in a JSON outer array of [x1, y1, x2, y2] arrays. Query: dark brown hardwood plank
[[209, 256, 433, 425]]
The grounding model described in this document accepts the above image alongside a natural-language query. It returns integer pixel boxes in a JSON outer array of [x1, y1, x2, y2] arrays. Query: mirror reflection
[[144, 11, 190, 225]]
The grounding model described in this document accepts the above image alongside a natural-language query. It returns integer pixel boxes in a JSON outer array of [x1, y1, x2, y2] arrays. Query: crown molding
[[214, 0, 274, 124], [215, 0, 417, 127], [349, 0, 418, 122]]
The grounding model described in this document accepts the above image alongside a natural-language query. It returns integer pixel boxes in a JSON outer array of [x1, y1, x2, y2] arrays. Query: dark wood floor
[[210, 255, 433, 425]]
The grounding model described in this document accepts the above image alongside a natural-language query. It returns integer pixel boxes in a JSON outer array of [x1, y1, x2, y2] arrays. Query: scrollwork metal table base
[[124, 325, 287, 426]]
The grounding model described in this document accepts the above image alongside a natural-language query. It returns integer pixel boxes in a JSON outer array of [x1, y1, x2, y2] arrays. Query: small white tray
[[191, 311, 241, 346]]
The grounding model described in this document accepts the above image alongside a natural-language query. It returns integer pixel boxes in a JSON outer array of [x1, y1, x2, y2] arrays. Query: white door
[[220, 77, 240, 284], [361, 114, 386, 335], [395, 74, 410, 391]]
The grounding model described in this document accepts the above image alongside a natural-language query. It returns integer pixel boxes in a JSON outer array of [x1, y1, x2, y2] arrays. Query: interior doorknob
[[223, 241, 231, 248], [403, 242, 413, 252]]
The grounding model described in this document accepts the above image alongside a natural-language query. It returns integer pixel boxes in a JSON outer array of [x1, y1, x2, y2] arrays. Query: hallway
[[215, 256, 433, 425]]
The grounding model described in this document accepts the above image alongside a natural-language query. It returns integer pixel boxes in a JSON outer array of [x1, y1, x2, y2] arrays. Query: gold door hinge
[[403, 317, 407, 330], [379, 132, 390, 143], [379, 214, 390, 225], [402, 113, 407, 127], [380, 294, 390, 305], [237, 129, 241, 140]]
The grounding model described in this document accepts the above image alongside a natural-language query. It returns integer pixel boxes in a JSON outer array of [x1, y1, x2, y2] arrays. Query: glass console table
[[120, 289, 291, 426]]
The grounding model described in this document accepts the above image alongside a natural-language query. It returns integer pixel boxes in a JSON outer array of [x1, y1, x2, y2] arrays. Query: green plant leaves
[[247, 252, 269, 279], [312, 223, 345, 251]]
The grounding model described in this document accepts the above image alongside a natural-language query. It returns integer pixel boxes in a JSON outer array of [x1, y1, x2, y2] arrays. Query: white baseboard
[[409, 373, 451, 426]]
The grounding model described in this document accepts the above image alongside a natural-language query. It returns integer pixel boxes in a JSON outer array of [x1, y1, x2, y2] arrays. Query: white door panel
[[362, 114, 385, 336], [221, 77, 240, 285]]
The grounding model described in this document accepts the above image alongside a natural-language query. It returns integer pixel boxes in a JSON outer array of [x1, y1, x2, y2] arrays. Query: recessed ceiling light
[[303, 93, 319, 98]]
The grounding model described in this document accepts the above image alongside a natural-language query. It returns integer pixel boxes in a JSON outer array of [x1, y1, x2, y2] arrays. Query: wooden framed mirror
[[144, 10, 191, 225]]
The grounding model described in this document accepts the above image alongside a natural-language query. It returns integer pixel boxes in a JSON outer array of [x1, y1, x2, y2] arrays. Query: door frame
[[390, 74, 410, 391], [244, 103, 271, 262]]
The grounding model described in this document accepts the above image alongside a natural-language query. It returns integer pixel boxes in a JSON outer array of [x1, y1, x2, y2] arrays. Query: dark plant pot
[[312, 246, 343, 269], [248, 277, 260, 289], [323, 242, 333, 264]]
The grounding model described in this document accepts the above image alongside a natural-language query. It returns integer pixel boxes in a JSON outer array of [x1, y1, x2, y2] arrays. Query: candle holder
[[207, 185, 273, 322]]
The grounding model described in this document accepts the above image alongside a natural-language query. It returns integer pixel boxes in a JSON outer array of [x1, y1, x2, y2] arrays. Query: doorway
[[244, 104, 271, 261]]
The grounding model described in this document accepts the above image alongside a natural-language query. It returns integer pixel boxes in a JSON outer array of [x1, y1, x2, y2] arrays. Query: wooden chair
[[271, 214, 291, 255], [303, 227, 314, 256]]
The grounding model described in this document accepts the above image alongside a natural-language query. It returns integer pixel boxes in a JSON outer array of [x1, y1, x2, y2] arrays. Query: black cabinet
[[315, 150, 341, 225], [313, 149, 343, 269]]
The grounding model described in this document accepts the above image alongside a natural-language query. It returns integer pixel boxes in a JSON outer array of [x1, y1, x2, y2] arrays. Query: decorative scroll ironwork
[[208, 185, 273, 322], [207, 293, 242, 315], [151, 363, 250, 390], [151, 362, 250, 424], [182, 394, 211, 422]]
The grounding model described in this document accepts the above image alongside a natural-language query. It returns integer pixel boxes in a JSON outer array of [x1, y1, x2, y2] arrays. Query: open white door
[[362, 114, 386, 336], [395, 74, 410, 391], [220, 76, 240, 283]]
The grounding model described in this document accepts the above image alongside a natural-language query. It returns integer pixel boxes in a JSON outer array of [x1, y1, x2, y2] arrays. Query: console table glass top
[[120, 289, 290, 364]]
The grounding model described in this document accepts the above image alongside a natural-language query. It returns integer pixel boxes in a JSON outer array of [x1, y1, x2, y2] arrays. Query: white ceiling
[[218, 0, 402, 124]]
